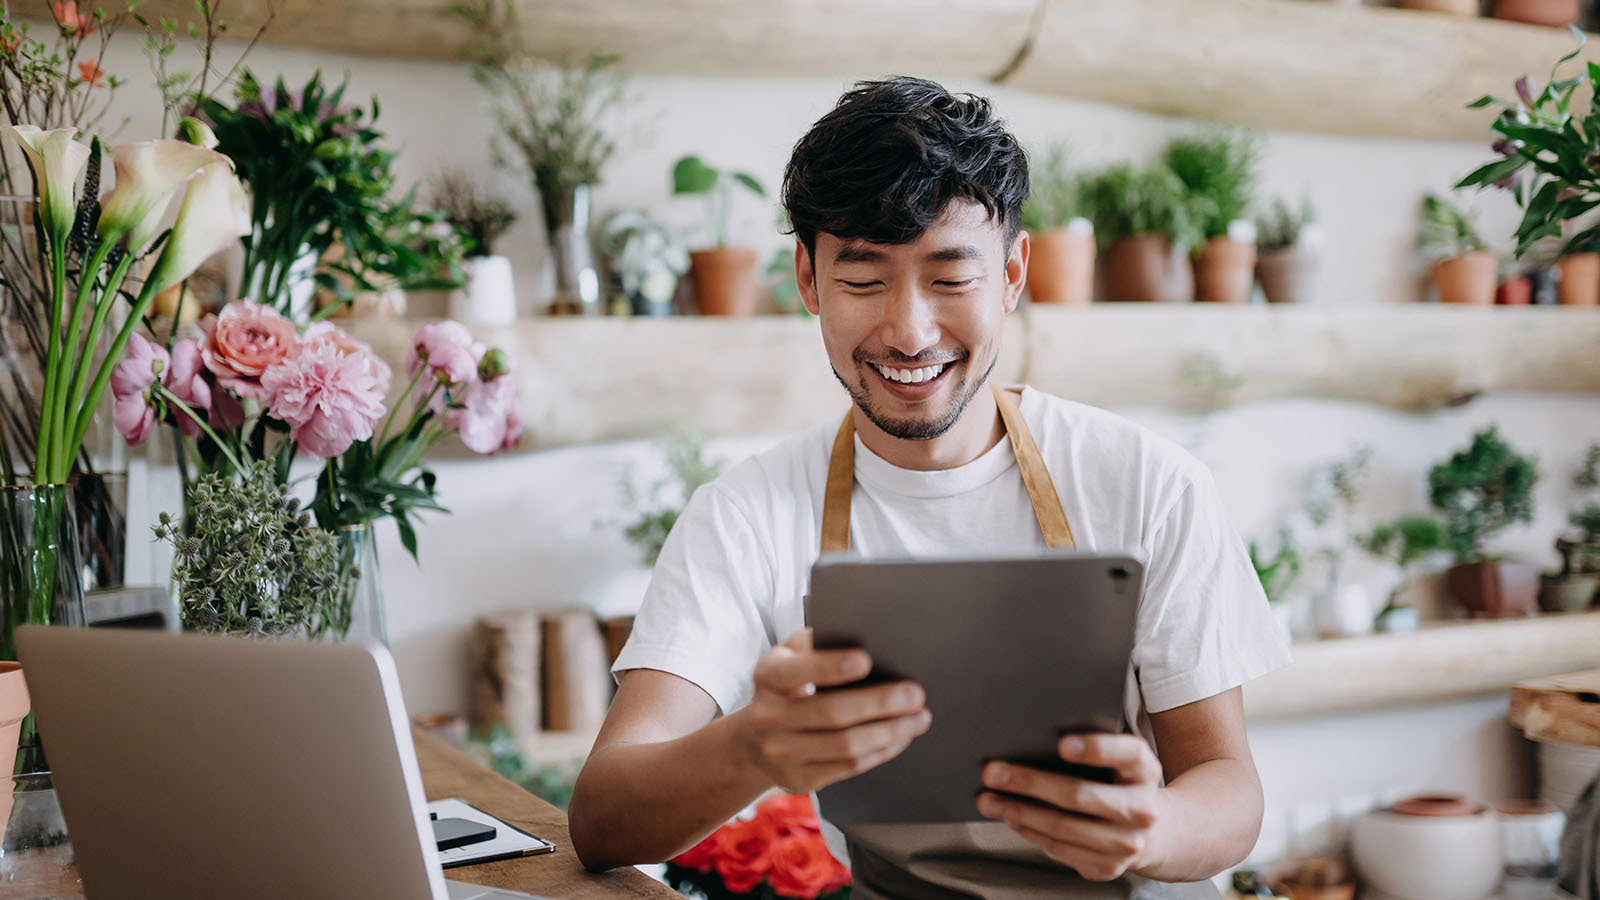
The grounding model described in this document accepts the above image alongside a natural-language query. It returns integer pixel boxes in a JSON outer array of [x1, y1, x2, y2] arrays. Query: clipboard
[[428, 797, 557, 867]]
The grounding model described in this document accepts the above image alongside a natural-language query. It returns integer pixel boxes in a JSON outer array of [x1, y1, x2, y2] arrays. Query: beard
[[832, 351, 995, 441]]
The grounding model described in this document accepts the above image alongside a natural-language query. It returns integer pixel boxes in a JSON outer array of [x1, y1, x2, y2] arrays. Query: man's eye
[[936, 279, 976, 288], [842, 281, 880, 289]]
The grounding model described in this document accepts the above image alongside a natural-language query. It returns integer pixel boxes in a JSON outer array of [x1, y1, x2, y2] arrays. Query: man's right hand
[[735, 628, 932, 794]]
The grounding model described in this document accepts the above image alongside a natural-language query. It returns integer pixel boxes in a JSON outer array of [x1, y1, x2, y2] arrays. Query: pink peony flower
[[260, 339, 385, 458], [110, 333, 169, 445], [301, 320, 392, 394], [198, 300, 299, 399], [407, 320, 477, 388], [447, 371, 520, 455], [164, 339, 212, 439]]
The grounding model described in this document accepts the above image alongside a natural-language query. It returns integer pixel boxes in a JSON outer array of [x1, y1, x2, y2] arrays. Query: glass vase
[[539, 181, 600, 316], [0, 772, 77, 897], [0, 484, 87, 775], [332, 524, 387, 646]]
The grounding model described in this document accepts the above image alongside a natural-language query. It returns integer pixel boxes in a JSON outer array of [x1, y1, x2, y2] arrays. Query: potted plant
[[1542, 443, 1600, 611], [673, 155, 767, 316], [1081, 162, 1204, 303], [1166, 130, 1262, 304], [1458, 33, 1600, 305], [1491, 0, 1580, 27], [1255, 196, 1320, 304], [1021, 144, 1096, 305], [1428, 426, 1541, 617], [1248, 528, 1300, 642], [1361, 515, 1449, 633], [1417, 192, 1497, 304], [431, 169, 519, 324], [596, 209, 689, 317]]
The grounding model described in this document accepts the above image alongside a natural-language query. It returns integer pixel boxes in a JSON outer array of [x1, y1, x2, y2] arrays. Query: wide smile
[[868, 360, 956, 401]]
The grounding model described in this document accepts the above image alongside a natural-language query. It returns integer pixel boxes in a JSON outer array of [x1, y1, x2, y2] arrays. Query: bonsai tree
[[1559, 442, 1600, 575], [672, 155, 766, 249], [1428, 426, 1538, 564], [1361, 515, 1448, 616], [1164, 130, 1261, 243]]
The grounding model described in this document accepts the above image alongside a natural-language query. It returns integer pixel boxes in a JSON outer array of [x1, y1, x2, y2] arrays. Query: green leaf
[[733, 172, 765, 197], [396, 514, 420, 563], [1455, 156, 1524, 190], [672, 156, 718, 195]]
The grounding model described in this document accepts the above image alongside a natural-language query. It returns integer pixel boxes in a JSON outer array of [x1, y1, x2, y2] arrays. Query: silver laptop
[[16, 625, 549, 900]]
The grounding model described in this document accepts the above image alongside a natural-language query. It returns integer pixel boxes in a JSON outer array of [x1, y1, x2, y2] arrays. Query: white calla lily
[[3, 125, 91, 244], [98, 139, 228, 255], [146, 162, 251, 296]]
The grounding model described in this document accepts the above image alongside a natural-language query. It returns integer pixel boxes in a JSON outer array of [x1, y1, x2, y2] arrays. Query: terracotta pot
[[688, 247, 761, 316], [1193, 237, 1258, 304], [1402, 0, 1481, 14], [1103, 235, 1193, 303], [0, 662, 29, 838], [1539, 572, 1599, 612], [1429, 250, 1497, 305], [1557, 253, 1600, 306], [1256, 246, 1317, 304], [1492, 0, 1580, 26], [1496, 276, 1532, 305], [1447, 560, 1540, 618], [1026, 227, 1096, 305], [1279, 856, 1355, 900]]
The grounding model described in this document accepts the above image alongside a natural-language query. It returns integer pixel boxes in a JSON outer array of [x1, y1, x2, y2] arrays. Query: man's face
[[797, 200, 1028, 441]]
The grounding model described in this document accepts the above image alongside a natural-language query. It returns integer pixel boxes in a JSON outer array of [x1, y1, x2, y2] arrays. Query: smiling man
[[568, 77, 1291, 898]]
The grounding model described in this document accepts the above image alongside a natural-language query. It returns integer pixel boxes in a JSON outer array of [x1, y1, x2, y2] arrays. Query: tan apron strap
[[820, 385, 1076, 552], [991, 383, 1076, 549], [820, 413, 856, 554]]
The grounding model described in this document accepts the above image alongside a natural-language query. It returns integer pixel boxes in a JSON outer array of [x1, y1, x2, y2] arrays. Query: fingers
[[780, 710, 933, 764], [1009, 822, 1139, 883], [976, 792, 1147, 860], [755, 641, 872, 695], [1057, 734, 1163, 786], [783, 680, 925, 731], [794, 714, 932, 790], [980, 761, 1158, 828]]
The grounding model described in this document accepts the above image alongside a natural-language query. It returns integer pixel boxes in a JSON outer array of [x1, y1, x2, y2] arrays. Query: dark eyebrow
[[926, 245, 985, 263], [832, 242, 886, 265]]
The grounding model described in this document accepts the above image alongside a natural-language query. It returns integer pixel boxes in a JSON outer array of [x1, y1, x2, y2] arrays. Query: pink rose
[[198, 300, 299, 399], [407, 320, 476, 388], [165, 339, 212, 439], [110, 333, 169, 445], [260, 339, 385, 458], [301, 320, 392, 395], [447, 369, 520, 455]]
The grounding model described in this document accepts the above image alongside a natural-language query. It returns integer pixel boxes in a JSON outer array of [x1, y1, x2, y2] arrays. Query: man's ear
[[1004, 230, 1029, 315], [796, 238, 822, 316]]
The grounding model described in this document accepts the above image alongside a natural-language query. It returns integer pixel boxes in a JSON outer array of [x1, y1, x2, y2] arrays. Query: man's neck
[[852, 383, 1006, 472]]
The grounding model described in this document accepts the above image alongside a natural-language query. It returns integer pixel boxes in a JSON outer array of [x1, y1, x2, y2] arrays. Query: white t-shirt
[[612, 385, 1293, 860]]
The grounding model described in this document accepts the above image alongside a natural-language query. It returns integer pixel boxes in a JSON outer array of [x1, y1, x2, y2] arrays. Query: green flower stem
[[53, 238, 119, 471], [152, 384, 243, 473], [377, 368, 424, 447], [34, 236, 68, 480], [66, 274, 164, 465], [56, 246, 135, 481]]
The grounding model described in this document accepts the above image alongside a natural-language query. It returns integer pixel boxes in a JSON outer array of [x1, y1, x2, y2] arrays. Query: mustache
[[853, 348, 966, 367]]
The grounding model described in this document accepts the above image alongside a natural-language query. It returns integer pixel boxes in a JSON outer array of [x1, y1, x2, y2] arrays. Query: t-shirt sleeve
[[610, 480, 775, 716], [1132, 465, 1293, 714]]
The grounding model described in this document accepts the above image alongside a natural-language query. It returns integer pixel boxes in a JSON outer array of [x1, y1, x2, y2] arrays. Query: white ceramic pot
[[449, 255, 518, 325], [1350, 802, 1501, 900]]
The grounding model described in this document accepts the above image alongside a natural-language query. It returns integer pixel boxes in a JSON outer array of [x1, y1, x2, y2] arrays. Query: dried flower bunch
[[428, 168, 517, 257], [156, 460, 356, 638]]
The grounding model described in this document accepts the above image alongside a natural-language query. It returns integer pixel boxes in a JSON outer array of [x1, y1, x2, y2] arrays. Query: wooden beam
[[340, 306, 1600, 453], [13, 0, 1590, 140]]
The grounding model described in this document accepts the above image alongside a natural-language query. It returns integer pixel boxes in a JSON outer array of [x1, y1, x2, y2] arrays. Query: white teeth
[[875, 363, 946, 384]]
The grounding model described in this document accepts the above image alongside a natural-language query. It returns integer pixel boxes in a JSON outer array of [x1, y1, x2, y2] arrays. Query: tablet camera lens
[[1110, 566, 1130, 580]]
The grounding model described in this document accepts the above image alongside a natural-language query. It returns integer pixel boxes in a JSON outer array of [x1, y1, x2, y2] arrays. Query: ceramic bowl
[[1349, 797, 1501, 900]]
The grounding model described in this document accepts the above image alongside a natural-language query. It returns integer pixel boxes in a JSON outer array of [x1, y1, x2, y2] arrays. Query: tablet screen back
[[805, 552, 1142, 826]]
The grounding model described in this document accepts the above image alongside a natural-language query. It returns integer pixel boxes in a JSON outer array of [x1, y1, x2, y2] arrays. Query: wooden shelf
[[339, 305, 1600, 453], [15, 0, 1597, 140], [1245, 610, 1600, 720]]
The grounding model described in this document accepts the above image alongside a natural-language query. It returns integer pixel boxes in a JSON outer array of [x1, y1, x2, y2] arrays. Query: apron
[[815, 383, 1220, 900]]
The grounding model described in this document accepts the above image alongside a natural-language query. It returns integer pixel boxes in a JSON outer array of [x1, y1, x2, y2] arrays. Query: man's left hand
[[976, 733, 1164, 882]]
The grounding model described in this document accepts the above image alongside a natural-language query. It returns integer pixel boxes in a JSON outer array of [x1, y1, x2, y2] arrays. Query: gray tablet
[[804, 552, 1143, 826]]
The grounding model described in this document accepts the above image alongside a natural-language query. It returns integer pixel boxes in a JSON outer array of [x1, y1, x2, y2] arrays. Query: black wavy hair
[[782, 76, 1030, 261]]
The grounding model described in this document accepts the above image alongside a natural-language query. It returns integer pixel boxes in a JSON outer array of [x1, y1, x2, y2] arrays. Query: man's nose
[[879, 284, 940, 357]]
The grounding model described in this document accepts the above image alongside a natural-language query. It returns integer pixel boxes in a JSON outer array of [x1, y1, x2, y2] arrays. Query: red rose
[[755, 792, 821, 835], [768, 831, 851, 898], [670, 831, 720, 873], [712, 818, 776, 894]]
